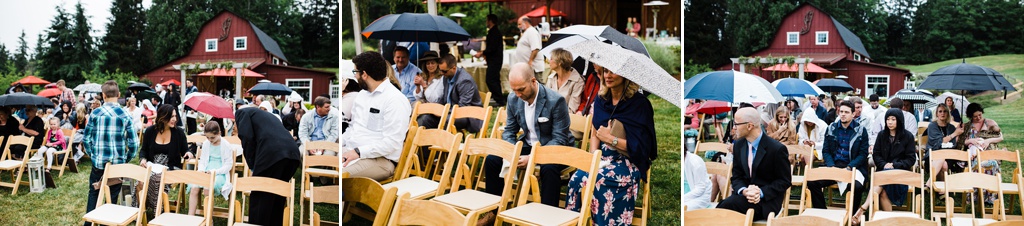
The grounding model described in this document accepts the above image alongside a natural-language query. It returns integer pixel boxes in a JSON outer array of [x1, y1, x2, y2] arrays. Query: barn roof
[[830, 16, 871, 59], [250, 23, 288, 61]]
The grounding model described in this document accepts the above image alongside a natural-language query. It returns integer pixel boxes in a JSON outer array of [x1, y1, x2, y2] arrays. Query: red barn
[[719, 3, 910, 98], [142, 10, 337, 102]]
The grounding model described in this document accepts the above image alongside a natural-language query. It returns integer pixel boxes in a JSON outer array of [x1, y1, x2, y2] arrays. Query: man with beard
[[341, 51, 412, 181]]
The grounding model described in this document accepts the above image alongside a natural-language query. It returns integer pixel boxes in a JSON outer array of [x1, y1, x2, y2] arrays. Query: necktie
[[445, 77, 455, 104], [748, 144, 755, 176]]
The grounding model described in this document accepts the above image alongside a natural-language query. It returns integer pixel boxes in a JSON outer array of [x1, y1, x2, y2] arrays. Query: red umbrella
[[13, 75, 50, 86], [697, 100, 731, 115], [37, 88, 63, 98], [161, 79, 181, 86], [523, 6, 567, 18], [184, 92, 234, 119]]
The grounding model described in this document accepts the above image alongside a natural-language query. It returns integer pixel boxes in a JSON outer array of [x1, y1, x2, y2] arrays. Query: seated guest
[[797, 109, 826, 164], [299, 96, 340, 154], [766, 107, 798, 145], [392, 46, 421, 103], [38, 117, 67, 174], [415, 54, 483, 132], [11, 105, 44, 160], [413, 51, 444, 104], [962, 103, 1004, 205], [478, 63, 572, 225], [544, 48, 584, 113], [853, 109, 917, 224], [809, 101, 869, 213], [188, 122, 235, 215], [341, 51, 412, 181], [715, 107, 790, 221], [282, 107, 305, 141], [684, 149, 712, 210], [565, 65, 657, 225], [927, 103, 964, 183], [140, 104, 192, 220]]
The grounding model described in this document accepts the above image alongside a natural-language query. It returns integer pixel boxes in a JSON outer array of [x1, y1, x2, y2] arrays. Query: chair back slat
[[871, 169, 923, 188], [766, 213, 841, 226], [463, 138, 520, 162], [234, 176, 294, 198], [697, 142, 731, 154], [310, 185, 340, 205], [305, 155, 340, 168], [930, 149, 970, 162], [685, 208, 754, 226], [945, 172, 1001, 192], [386, 193, 474, 226], [305, 141, 340, 152], [529, 144, 599, 173], [342, 177, 398, 213], [803, 167, 855, 183]]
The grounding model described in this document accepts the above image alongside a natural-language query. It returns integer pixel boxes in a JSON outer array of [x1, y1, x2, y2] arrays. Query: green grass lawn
[[0, 156, 338, 225], [344, 96, 681, 225]]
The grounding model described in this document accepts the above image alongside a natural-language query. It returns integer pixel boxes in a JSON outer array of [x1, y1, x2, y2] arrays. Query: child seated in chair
[[188, 122, 236, 215], [39, 117, 67, 173]]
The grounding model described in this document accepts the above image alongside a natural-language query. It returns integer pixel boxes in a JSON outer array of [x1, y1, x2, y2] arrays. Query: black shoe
[[68, 160, 78, 173], [44, 171, 56, 188]]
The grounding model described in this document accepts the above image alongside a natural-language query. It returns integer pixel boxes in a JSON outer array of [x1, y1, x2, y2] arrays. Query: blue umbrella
[[362, 13, 470, 42], [815, 78, 854, 93], [247, 82, 293, 96], [684, 70, 784, 104], [771, 78, 826, 97]]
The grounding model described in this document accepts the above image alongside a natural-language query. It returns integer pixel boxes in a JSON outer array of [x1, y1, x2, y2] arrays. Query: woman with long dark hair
[[139, 104, 191, 217], [852, 108, 917, 223]]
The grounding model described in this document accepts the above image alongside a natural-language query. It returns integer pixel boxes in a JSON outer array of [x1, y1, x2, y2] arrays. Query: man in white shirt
[[341, 51, 413, 181], [514, 16, 544, 80], [866, 94, 887, 147]]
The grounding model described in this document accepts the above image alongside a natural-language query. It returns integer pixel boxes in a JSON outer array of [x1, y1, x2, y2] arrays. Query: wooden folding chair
[[479, 91, 492, 109], [496, 143, 601, 226], [227, 175, 295, 226], [149, 170, 216, 226], [864, 216, 937, 226], [0, 135, 34, 195], [943, 172, 1004, 226], [431, 138, 522, 221], [982, 220, 1024, 226], [929, 149, 972, 219], [977, 149, 1022, 217], [787, 144, 814, 215], [82, 163, 151, 226], [308, 183, 339, 226], [222, 136, 245, 175], [568, 112, 592, 152], [490, 107, 507, 139], [705, 161, 731, 207], [51, 128, 77, 177], [342, 177, 398, 226], [685, 208, 753, 225], [183, 134, 207, 170], [300, 141, 340, 225], [797, 167, 856, 225], [387, 193, 479, 226], [382, 127, 462, 200], [381, 125, 419, 184], [870, 169, 924, 221], [445, 105, 492, 139], [631, 169, 652, 226], [696, 142, 730, 157], [410, 102, 449, 129], [766, 212, 841, 226]]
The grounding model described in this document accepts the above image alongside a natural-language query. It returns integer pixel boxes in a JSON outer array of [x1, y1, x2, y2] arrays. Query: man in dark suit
[[235, 107, 301, 226], [717, 107, 791, 221], [475, 14, 506, 106], [416, 54, 484, 132]]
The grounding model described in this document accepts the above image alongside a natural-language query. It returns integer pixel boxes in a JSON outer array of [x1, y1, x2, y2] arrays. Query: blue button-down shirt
[[83, 102, 139, 169], [393, 63, 421, 103], [310, 113, 327, 141]]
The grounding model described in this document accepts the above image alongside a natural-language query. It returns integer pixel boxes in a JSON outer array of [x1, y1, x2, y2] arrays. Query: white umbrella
[[566, 40, 681, 107], [685, 70, 785, 104], [935, 92, 970, 115], [73, 83, 102, 93]]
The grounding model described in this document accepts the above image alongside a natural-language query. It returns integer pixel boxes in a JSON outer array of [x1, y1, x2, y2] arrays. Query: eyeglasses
[[937, 110, 948, 113], [351, 70, 362, 75], [734, 121, 750, 126]]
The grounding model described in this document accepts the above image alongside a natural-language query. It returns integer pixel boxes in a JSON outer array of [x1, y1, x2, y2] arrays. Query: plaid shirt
[[59, 88, 75, 103], [83, 102, 139, 169]]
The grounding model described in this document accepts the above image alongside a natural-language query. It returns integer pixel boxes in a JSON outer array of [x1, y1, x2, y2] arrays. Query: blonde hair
[[386, 61, 401, 90], [774, 107, 791, 122], [823, 97, 834, 110], [598, 68, 641, 100], [934, 103, 951, 124], [550, 48, 574, 72]]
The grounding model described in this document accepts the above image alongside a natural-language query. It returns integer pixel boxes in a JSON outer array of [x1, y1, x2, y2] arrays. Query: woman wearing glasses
[[926, 103, 964, 186]]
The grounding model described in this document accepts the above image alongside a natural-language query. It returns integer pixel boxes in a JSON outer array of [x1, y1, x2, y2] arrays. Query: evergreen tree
[[145, 0, 214, 67], [99, 0, 148, 75], [69, 2, 97, 79], [39, 5, 74, 82], [298, 0, 339, 67], [14, 30, 29, 74], [0, 44, 9, 75]]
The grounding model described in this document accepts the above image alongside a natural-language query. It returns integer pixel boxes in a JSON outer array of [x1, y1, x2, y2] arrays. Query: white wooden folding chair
[[82, 163, 151, 226]]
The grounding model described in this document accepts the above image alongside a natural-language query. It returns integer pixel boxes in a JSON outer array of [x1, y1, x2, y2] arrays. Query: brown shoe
[[476, 212, 496, 226], [68, 160, 78, 173], [44, 171, 56, 188]]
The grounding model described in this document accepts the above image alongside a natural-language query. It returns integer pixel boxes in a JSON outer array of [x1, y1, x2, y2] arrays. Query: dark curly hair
[[966, 103, 984, 120], [352, 51, 389, 81]]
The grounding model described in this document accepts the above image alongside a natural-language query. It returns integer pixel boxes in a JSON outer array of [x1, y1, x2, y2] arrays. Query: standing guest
[[82, 81, 139, 226], [565, 65, 658, 225], [413, 51, 444, 104], [927, 103, 965, 182], [299, 96, 340, 154], [164, 84, 184, 128], [852, 109, 917, 224], [715, 107, 790, 221], [545, 48, 584, 113], [809, 101, 869, 212], [184, 79, 199, 134], [235, 107, 301, 226], [474, 14, 506, 106], [139, 104, 192, 219], [124, 97, 143, 132], [515, 16, 544, 79], [631, 17, 642, 38], [11, 105, 44, 160], [914, 104, 933, 123], [392, 46, 422, 103], [945, 96, 963, 123], [187, 122, 235, 216], [38, 117, 68, 173], [684, 149, 713, 210], [341, 51, 412, 181], [57, 80, 76, 104], [766, 107, 798, 145], [416, 54, 483, 132], [626, 17, 635, 36]]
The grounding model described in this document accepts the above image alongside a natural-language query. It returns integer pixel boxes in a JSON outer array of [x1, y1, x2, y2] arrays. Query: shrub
[[643, 40, 680, 75]]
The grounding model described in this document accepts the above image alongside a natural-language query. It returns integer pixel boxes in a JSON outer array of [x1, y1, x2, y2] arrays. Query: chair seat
[[432, 189, 501, 211], [1000, 182, 1019, 194], [871, 211, 918, 221], [149, 213, 206, 226], [975, 218, 999, 226], [933, 181, 945, 192], [83, 204, 139, 225], [499, 202, 580, 226], [0, 160, 22, 170], [233, 223, 259, 226], [950, 217, 997, 226], [792, 176, 804, 186], [305, 168, 339, 177], [382, 176, 439, 199], [800, 208, 846, 224]]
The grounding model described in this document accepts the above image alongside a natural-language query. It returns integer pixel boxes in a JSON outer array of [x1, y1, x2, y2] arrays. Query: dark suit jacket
[[442, 68, 483, 108], [503, 84, 572, 147], [235, 108, 301, 176], [731, 134, 791, 215], [483, 25, 504, 66]]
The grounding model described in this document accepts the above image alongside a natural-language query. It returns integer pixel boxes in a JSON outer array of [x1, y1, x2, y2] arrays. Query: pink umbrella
[[697, 100, 731, 115], [184, 92, 234, 119]]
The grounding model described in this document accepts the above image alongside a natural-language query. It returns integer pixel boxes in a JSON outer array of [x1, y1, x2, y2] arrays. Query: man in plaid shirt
[[82, 80, 138, 226]]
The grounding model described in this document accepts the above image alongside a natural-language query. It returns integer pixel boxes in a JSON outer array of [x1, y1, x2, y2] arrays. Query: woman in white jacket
[[797, 109, 827, 164], [187, 122, 237, 215], [683, 150, 712, 209]]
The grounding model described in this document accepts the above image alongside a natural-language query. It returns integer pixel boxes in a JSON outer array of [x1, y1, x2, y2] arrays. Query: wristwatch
[[612, 137, 619, 147], [353, 148, 361, 157]]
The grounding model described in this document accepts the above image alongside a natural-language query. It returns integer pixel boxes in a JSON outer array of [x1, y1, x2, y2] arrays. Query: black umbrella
[[917, 62, 1016, 93], [362, 13, 470, 42], [135, 90, 162, 102], [128, 82, 153, 92], [816, 78, 854, 93], [248, 82, 293, 96], [0, 93, 55, 107], [892, 89, 935, 104]]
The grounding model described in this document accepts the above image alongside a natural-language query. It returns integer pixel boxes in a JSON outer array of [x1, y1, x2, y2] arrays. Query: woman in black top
[[11, 105, 44, 159], [927, 103, 965, 176], [139, 104, 191, 215], [853, 108, 918, 222], [0, 107, 21, 155]]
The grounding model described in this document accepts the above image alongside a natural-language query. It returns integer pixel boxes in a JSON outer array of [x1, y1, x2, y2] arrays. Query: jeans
[[84, 166, 121, 226]]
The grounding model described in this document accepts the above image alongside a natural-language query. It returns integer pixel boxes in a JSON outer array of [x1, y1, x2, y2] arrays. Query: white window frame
[[205, 39, 217, 52], [865, 75, 890, 98], [815, 31, 828, 45], [854, 53, 862, 61], [330, 79, 340, 99], [233, 37, 247, 50], [286, 78, 313, 102], [273, 57, 280, 65], [787, 32, 799, 45]]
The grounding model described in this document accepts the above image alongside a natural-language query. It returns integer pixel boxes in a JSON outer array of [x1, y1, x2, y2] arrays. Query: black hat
[[419, 51, 440, 63]]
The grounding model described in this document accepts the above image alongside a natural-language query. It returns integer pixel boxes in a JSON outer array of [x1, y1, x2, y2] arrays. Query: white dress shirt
[[523, 91, 539, 145], [342, 82, 412, 162]]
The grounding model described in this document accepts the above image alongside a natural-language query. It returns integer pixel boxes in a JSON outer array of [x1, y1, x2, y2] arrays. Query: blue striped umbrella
[[771, 78, 826, 97], [684, 70, 784, 104]]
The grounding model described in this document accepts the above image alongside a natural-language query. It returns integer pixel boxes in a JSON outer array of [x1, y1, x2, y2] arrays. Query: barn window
[[234, 37, 247, 50], [866, 75, 889, 98], [205, 39, 217, 52], [330, 78, 340, 100], [787, 32, 799, 45], [854, 53, 862, 61], [815, 31, 828, 45], [273, 57, 280, 65], [287, 79, 312, 102]]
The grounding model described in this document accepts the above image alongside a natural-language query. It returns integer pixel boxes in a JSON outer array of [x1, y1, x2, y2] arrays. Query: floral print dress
[[565, 143, 642, 226]]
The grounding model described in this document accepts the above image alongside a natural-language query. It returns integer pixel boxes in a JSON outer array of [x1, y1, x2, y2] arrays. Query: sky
[[0, 0, 152, 54]]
